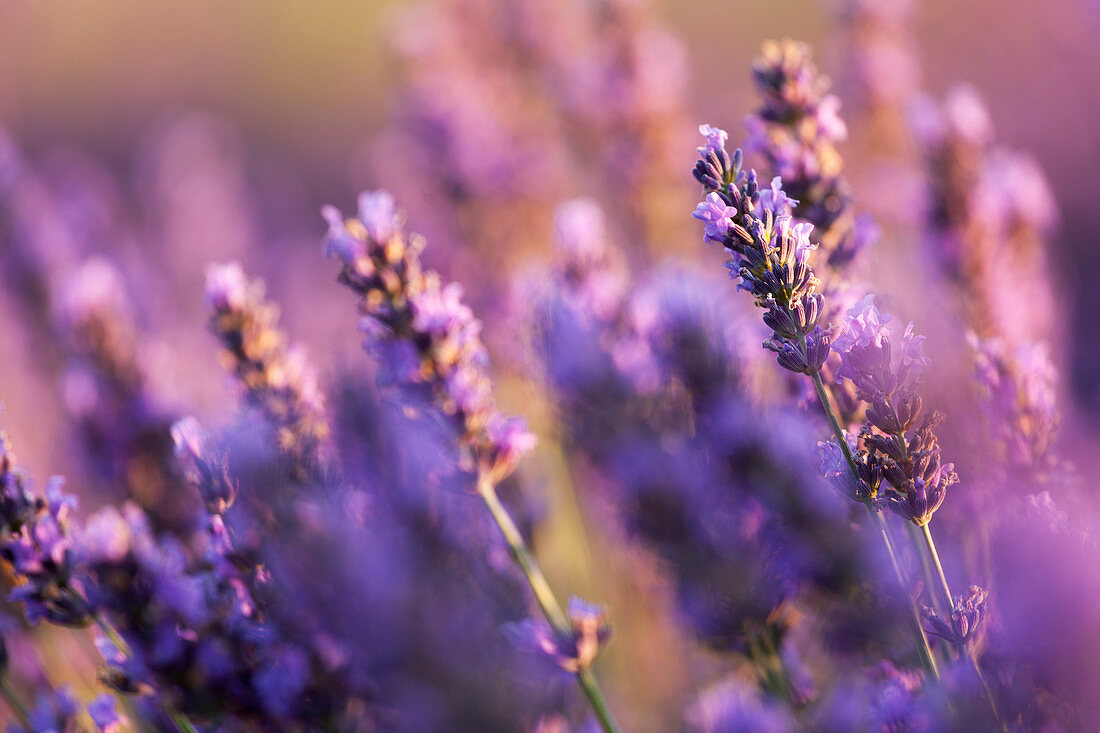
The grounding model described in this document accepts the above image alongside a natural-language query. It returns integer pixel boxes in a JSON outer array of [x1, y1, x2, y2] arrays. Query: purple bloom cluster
[[745, 40, 874, 270], [692, 135, 832, 377], [913, 86, 1058, 347], [324, 191, 536, 488], [204, 261, 330, 483]]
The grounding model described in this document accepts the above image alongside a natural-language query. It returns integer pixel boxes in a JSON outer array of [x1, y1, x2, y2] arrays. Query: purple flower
[[692, 192, 737, 243], [325, 192, 534, 487], [356, 190, 399, 242], [507, 596, 611, 674], [171, 417, 238, 515], [833, 294, 929, 404], [202, 261, 249, 312], [87, 694, 125, 733], [923, 586, 988, 647], [757, 176, 798, 217], [697, 124, 729, 157], [204, 263, 330, 481]]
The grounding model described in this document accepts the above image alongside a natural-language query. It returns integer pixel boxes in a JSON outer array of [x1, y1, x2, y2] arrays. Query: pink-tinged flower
[[697, 124, 729, 156], [692, 192, 737, 243], [203, 261, 249, 312], [356, 189, 398, 242]]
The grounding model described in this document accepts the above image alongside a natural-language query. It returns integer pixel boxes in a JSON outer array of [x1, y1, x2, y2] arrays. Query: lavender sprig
[[746, 39, 874, 272], [324, 191, 621, 733], [692, 125, 940, 678], [204, 261, 330, 483]]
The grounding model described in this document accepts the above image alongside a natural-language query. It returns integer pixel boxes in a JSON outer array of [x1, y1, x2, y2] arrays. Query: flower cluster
[[745, 39, 874, 270], [324, 191, 535, 487], [510, 597, 612, 674], [824, 295, 957, 524], [205, 261, 330, 482], [693, 129, 831, 376], [923, 585, 988, 648], [0, 432, 92, 628]]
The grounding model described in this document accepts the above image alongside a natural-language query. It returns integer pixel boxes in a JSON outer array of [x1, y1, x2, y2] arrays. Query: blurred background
[[2, 0, 1098, 419], [0, 1, 1098, 729]]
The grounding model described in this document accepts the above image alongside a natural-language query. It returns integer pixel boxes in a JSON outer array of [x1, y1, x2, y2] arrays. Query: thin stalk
[[868, 507, 940, 679], [477, 478, 622, 733], [0, 676, 29, 728], [907, 523, 952, 663], [810, 371, 939, 679], [918, 524, 1007, 731], [909, 523, 947, 615], [94, 615, 199, 733]]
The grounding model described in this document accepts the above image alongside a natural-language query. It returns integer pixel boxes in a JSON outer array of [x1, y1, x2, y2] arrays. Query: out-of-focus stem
[[919, 524, 1006, 731], [477, 477, 622, 733], [0, 675, 29, 728], [810, 371, 939, 679], [919, 523, 954, 611], [94, 615, 199, 733], [868, 507, 939, 679]]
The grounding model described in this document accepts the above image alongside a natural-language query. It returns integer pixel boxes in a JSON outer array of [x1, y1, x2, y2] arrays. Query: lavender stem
[[919, 524, 1006, 730], [477, 476, 622, 733], [0, 675, 29, 728], [94, 615, 199, 733]]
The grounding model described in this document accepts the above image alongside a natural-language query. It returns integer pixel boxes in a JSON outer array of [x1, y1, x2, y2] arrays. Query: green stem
[[810, 372, 939, 679], [95, 615, 200, 733], [811, 372, 857, 476], [907, 523, 952, 663], [919, 524, 1007, 731], [478, 479, 622, 733], [868, 507, 940, 679], [0, 675, 29, 728], [918, 523, 954, 612]]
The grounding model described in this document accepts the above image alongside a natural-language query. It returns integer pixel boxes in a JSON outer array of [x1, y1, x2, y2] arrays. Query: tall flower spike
[[914, 86, 1058, 347], [323, 193, 534, 487], [56, 257, 193, 534], [692, 112, 954, 683], [205, 261, 330, 482], [691, 125, 830, 377], [746, 39, 875, 271], [324, 191, 620, 733]]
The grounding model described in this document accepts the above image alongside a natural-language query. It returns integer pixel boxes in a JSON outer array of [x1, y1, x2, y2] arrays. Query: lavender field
[[0, 0, 1098, 730]]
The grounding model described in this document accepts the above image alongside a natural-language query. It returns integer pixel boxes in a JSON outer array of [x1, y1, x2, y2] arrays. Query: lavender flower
[[56, 257, 193, 534], [0, 433, 92, 628], [323, 193, 535, 487], [204, 261, 330, 482], [691, 129, 831, 377], [969, 334, 1058, 475], [325, 192, 620, 732], [509, 597, 612, 674], [86, 694, 126, 733], [914, 86, 1058, 346], [746, 39, 875, 270], [922, 586, 988, 648]]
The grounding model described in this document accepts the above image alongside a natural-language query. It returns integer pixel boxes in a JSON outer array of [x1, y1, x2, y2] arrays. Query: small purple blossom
[[923, 586, 988, 647], [86, 694, 125, 733], [697, 124, 729, 157], [692, 192, 737, 243]]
